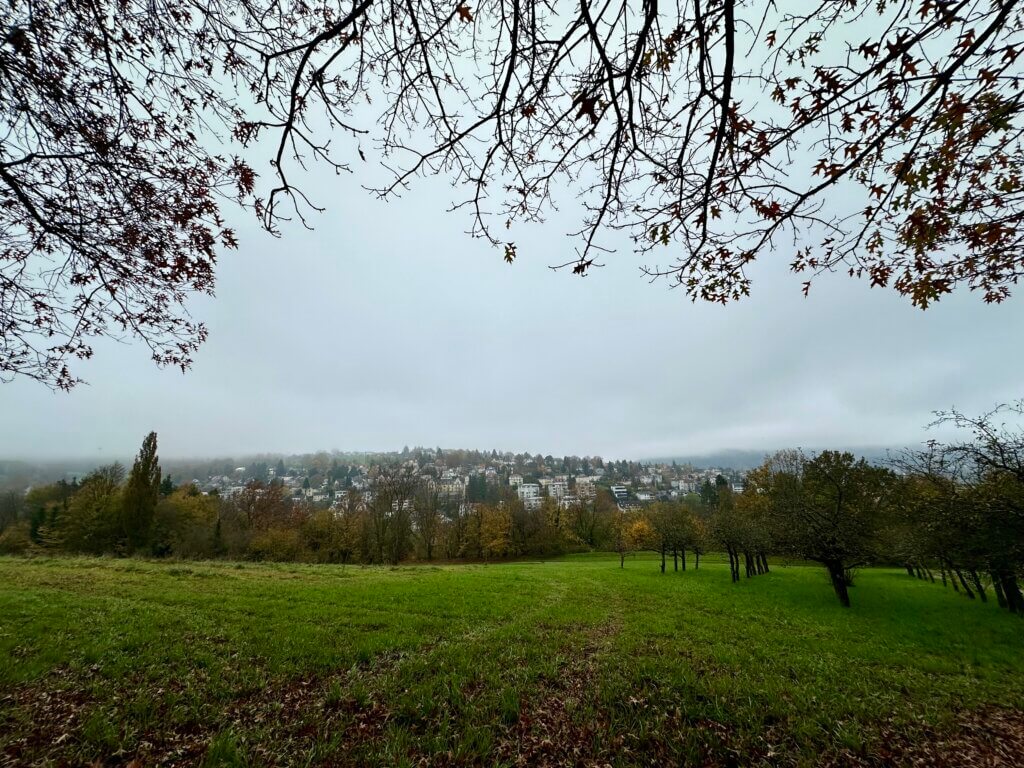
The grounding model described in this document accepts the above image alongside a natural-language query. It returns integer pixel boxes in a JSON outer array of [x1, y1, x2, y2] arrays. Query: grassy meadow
[[1, 553, 1022, 766]]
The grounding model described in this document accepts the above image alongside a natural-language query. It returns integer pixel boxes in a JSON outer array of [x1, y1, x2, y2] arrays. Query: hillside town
[[184, 448, 747, 512]]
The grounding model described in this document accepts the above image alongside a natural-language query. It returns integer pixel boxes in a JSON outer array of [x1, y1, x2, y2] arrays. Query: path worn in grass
[[0, 554, 1021, 766]]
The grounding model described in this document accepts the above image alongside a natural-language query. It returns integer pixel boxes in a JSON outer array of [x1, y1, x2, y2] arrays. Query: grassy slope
[[0, 554, 1021, 766]]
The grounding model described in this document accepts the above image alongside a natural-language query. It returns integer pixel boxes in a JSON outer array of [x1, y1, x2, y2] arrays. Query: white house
[[517, 483, 541, 509], [575, 477, 597, 498]]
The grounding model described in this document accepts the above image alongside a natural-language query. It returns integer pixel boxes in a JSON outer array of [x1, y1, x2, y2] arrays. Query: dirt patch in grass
[[0, 654, 403, 767], [3, 649, 1023, 767], [489, 628, 1024, 768], [0, 665, 99, 764], [492, 622, 621, 768], [882, 707, 1024, 768], [793, 707, 1024, 768]]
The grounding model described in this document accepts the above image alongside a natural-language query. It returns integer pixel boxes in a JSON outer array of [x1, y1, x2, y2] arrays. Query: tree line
[[1, 403, 1021, 613], [0, 436, 627, 564], [669, 407, 1024, 612]]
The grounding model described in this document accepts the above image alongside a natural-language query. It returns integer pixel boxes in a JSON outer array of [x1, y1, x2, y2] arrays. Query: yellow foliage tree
[[479, 504, 512, 559]]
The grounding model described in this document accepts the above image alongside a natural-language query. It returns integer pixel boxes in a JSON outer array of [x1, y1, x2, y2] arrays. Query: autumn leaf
[[574, 95, 599, 124], [858, 39, 879, 59], [456, 4, 473, 22], [504, 242, 517, 264]]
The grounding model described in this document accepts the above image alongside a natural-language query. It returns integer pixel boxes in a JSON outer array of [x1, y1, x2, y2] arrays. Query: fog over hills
[[0, 444, 909, 491], [642, 447, 902, 470]]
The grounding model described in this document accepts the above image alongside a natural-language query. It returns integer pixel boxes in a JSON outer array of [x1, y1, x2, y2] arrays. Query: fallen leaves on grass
[[4, 650, 1024, 767], [890, 707, 1024, 768], [493, 622, 619, 767]]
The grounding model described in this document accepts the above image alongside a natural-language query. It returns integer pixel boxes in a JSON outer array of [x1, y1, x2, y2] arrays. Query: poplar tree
[[122, 432, 161, 552]]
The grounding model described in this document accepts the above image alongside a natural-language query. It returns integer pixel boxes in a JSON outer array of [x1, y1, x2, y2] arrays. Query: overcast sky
[[2, 161, 1022, 462]]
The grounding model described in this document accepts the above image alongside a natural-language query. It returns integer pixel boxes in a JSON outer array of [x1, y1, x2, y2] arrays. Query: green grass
[[0, 554, 1021, 766]]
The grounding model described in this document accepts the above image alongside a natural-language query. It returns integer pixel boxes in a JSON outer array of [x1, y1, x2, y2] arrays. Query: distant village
[[183, 448, 747, 512]]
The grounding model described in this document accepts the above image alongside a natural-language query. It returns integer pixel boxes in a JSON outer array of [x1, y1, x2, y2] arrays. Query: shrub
[[0, 521, 32, 554], [247, 528, 304, 562]]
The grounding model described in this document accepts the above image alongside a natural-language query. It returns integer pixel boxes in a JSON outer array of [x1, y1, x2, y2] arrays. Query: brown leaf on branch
[[573, 95, 599, 124]]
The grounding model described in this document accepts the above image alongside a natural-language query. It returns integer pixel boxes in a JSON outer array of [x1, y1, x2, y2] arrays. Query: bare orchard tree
[[934, 401, 1024, 484], [413, 483, 443, 560], [6, 1, 1024, 387], [927, 403, 1024, 612], [368, 462, 421, 564]]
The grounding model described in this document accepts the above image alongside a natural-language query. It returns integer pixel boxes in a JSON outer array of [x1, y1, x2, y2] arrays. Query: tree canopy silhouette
[[4, 0, 1024, 386]]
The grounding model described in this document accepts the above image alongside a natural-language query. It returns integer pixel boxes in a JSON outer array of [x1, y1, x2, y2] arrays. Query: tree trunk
[[945, 560, 960, 592], [660, 545, 666, 574], [999, 573, 1024, 614], [673, 549, 678, 572], [955, 569, 975, 599], [939, 566, 947, 587], [992, 572, 1007, 608], [925, 568, 935, 583], [970, 571, 987, 603], [681, 549, 687, 570], [694, 550, 700, 570], [905, 565, 915, 577], [826, 561, 851, 607], [620, 551, 625, 568]]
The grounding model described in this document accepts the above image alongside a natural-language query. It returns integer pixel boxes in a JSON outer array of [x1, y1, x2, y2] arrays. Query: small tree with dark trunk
[[762, 450, 890, 607]]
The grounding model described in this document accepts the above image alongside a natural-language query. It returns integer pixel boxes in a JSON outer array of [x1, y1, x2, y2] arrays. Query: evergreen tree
[[212, 516, 226, 557], [122, 431, 161, 552], [700, 479, 719, 509], [159, 474, 176, 497]]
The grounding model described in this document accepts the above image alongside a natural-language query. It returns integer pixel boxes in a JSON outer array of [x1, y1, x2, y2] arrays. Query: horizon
[[0, 441, 918, 469]]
